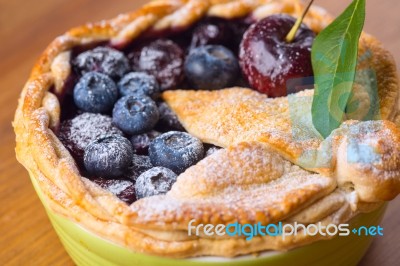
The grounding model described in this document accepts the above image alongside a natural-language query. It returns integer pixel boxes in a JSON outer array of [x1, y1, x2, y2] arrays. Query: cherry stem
[[286, 0, 314, 43]]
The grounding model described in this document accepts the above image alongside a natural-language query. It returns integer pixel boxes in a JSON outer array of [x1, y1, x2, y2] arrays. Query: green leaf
[[311, 0, 365, 138]]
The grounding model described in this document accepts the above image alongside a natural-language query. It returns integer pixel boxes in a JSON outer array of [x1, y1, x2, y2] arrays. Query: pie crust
[[14, 0, 400, 258]]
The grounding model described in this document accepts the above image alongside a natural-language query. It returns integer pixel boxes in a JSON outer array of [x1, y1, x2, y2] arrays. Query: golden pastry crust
[[13, 0, 400, 258], [127, 141, 337, 230], [164, 87, 400, 202]]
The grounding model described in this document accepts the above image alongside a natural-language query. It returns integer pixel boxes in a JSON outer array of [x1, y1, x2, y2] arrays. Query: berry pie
[[14, 0, 400, 259]]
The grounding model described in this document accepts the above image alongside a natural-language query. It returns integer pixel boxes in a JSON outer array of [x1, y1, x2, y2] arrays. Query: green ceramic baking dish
[[29, 171, 386, 266]]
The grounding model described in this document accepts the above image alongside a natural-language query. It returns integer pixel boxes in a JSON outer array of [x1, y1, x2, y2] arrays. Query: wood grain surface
[[0, 1, 399, 265]]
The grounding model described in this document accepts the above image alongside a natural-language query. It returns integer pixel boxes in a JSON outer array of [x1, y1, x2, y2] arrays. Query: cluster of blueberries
[[59, 17, 253, 203], [68, 41, 238, 201], [73, 43, 240, 117]]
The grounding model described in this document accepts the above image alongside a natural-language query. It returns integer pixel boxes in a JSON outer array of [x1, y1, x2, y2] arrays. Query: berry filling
[[90, 177, 136, 204], [185, 45, 240, 89], [73, 47, 130, 80], [156, 102, 185, 132], [58, 113, 123, 166], [56, 14, 315, 203], [126, 155, 153, 181], [130, 130, 161, 155], [118, 72, 161, 100], [189, 18, 234, 50], [129, 39, 185, 91]]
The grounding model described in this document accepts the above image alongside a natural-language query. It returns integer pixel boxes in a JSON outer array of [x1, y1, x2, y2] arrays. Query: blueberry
[[91, 177, 136, 204], [125, 155, 153, 181], [156, 102, 185, 132], [118, 72, 161, 100], [84, 135, 134, 178], [73, 72, 119, 114], [112, 95, 159, 135], [135, 167, 177, 199], [149, 131, 204, 174], [130, 130, 161, 155], [129, 39, 184, 90], [73, 47, 130, 79], [184, 45, 239, 90]]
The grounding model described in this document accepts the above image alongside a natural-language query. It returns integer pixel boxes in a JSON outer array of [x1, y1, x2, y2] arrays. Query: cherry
[[239, 14, 315, 97]]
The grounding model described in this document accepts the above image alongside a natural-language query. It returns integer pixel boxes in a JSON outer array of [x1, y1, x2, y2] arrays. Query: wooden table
[[0, 1, 399, 265]]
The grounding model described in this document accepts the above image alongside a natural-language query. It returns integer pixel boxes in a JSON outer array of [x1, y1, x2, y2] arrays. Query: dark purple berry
[[73, 47, 130, 79], [118, 72, 161, 100], [84, 135, 134, 178], [73, 72, 119, 114], [58, 113, 123, 165], [156, 102, 185, 132], [229, 17, 254, 53], [60, 94, 81, 121], [112, 95, 159, 135], [239, 15, 315, 97], [190, 19, 233, 49], [125, 155, 153, 181], [91, 177, 136, 204], [129, 39, 184, 90], [184, 45, 239, 90], [135, 167, 178, 199], [149, 131, 204, 174], [130, 130, 161, 155]]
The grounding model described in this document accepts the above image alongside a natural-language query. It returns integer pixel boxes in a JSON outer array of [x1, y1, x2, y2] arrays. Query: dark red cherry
[[239, 14, 315, 97]]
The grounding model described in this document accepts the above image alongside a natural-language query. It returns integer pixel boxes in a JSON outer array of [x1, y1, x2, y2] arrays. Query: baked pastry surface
[[14, 0, 400, 258]]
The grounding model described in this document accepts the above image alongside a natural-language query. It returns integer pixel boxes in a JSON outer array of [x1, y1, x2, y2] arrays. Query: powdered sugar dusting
[[135, 167, 178, 199], [84, 135, 133, 178], [107, 180, 134, 195], [58, 113, 123, 163], [73, 46, 130, 79], [125, 155, 153, 181], [162, 88, 322, 163], [150, 131, 204, 174], [131, 142, 335, 225], [91, 177, 136, 204]]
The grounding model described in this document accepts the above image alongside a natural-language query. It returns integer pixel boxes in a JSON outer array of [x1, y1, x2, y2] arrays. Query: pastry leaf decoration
[[311, 0, 366, 138]]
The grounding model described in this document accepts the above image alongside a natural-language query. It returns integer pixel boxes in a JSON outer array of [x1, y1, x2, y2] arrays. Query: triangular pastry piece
[[163, 88, 400, 202], [127, 141, 337, 229]]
